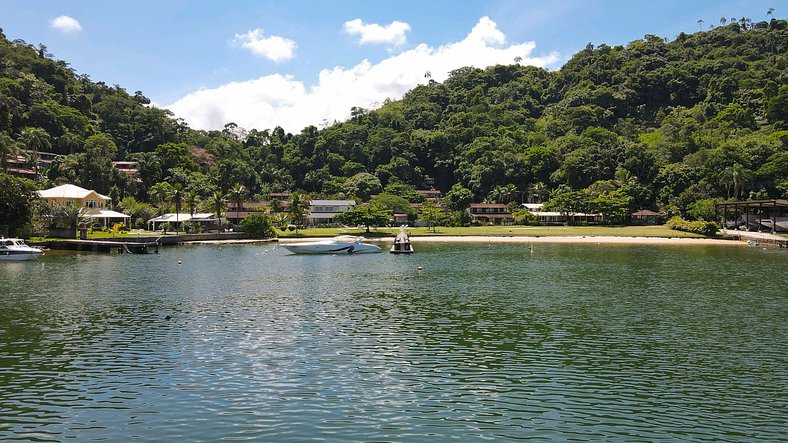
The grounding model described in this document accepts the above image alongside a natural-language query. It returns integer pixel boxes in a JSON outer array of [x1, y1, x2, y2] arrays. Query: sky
[[1, 0, 779, 133]]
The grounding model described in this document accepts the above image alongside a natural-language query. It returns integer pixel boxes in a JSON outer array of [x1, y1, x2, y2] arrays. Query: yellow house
[[37, 184, 130, 226]]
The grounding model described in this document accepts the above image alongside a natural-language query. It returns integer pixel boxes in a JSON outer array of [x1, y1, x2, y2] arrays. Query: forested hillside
[[1, 19, 787, 225]]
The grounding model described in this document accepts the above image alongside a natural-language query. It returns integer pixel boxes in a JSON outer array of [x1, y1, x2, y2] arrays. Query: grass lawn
[[280, 225, 707, 238]]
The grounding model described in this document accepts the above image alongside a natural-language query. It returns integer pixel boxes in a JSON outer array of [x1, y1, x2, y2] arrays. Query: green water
[[1, 243, 786, 441]]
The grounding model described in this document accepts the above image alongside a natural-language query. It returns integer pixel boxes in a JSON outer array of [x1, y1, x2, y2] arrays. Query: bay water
[[1, 243, 786, 441]]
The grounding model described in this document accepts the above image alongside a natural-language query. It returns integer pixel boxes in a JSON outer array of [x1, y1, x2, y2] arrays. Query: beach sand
[[280, 236, 744, 246]]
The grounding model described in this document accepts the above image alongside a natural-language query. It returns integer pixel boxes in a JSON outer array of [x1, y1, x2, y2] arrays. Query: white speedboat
[[0, 238, 44, 261], [280, 236, 381, 254]]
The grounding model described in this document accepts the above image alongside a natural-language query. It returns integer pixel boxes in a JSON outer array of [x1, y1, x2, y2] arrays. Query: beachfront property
[[147, 213, 221, 232], [469, 203, 514, 225], [307, 200, 356, 226], [631, 209, 662, 225], [518, 203, 603, 225], [38, 184, 130, 227], [6, 150, 60, 180]]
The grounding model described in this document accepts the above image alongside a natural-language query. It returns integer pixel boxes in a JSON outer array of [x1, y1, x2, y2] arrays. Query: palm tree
[[170, 183, 184, 233], [720, 163, 753, 199], [53, 203, 89, 237], [767, 8, 775, 19], [209, 191, 226, 231], [697, 18, 704, 31], [0, 133, 20, 173], [514, 56, 523, 63], [228, 183, 247, 225], [148, 181, 174, 211], [185, 189, 199, 218], [18, 128, 51, 180], [720, 17, 727, 26], [288, 191, 309, 235]]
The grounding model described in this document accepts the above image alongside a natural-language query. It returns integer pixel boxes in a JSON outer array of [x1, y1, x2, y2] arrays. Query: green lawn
[[280, 225, 707, 238]]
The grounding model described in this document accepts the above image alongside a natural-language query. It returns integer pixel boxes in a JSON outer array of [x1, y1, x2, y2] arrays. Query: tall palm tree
[[720, 17, 727, 26], [228, 183, 247, 224], [18, 128, 51, 180], [767, 8, 775, 19], [288, 191, 309, 235], [53, 203, 89, 237], [185, 189, 199, 218], [697, 18, 704, 31], [209, 191, 226, 231], [170, 183, 184, 233], [0, 133, 21, 173]]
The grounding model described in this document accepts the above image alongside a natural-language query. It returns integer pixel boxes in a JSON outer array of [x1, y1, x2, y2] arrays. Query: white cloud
[[167, 17, 559, 133], [233, 28, 296, 62], [50, 15, 83, 34], [343, 19, 410, 46]]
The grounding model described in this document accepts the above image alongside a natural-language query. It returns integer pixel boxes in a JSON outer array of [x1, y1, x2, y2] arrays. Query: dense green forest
[[1, 18, 787, 233]]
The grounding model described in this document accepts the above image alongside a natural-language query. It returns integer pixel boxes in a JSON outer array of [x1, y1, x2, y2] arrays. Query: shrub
[[239, 214, 276, 239], [666, 216, 719, 236]]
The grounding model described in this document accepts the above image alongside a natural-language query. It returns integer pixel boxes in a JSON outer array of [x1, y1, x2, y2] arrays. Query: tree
[[52, 203, 89, 235], [185, 189, 199, 217], [228, 183, 247, 224], [419, 201, 442, 232], [209, 191, 226, 231], [335, 206, 390, 233], [149, 181, 174, 210], [0, 173, 39, 236], [170, 183, 184, 233], [18, 127, 51, 180], [370, 193, 416, 221], [341, 172, 382, 201], [0, 133, 20, 173], [239, 213, 275, 239], [443, 184, 473, 212], [697, 19, 704, 31], [288, 191, 309, 234]]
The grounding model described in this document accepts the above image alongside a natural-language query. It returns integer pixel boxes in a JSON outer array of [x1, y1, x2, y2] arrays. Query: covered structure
[[148, 213, 221, 231], [631, 209, 662, 225], [716, 199, 788, 234]]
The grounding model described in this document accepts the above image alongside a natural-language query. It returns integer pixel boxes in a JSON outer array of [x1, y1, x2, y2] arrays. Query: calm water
[[0, 242, 786, 441]]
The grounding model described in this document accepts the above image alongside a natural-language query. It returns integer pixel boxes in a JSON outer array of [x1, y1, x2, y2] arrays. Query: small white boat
[[390, 228, 414, 254], [0, 237, 44, 261], [280, 236, 381, 254]]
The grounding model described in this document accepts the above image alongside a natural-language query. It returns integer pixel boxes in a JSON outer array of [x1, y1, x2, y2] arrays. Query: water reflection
[[1, 244, 786, 440]]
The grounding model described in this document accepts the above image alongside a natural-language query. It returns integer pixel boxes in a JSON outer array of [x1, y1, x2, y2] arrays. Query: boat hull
[[0, 250, 43, 261], [280, 240, 381, 254]]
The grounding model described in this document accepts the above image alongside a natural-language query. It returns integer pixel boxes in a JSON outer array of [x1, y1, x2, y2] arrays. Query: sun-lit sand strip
[[405, 236, 744, 245]]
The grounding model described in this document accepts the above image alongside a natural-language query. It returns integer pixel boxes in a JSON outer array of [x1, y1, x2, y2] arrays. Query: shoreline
[[279, 235, 745, 246]]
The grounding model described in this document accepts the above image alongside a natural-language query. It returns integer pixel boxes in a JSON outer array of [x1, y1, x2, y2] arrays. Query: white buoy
[[417, 266, 423, 271], [177, 260, 182, 265]]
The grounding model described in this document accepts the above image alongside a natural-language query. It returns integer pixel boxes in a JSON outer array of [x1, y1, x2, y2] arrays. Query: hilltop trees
[[0, 17, 785, 232]]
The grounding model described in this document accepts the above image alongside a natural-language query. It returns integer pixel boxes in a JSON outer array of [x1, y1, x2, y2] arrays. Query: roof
[[310, 200, 356, 206], [85, 209, 130, 218], [38, 184, 111, 200], [416, 189, 442, 195], [632, 209, 661, 216], [470, 203, 508, 208], [471, 213, 514, 219], [148, 213, 217, 223], [716, 199, 788, 208]]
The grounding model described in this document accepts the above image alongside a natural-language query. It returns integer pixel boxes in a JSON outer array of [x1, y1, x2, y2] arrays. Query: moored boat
[[390, 228, 414, 254], [0, 237, 44, 261], [280, 236, 381, 254]]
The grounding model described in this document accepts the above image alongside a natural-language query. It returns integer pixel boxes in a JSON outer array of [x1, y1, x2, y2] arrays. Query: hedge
[[666, 216, 719, 236]]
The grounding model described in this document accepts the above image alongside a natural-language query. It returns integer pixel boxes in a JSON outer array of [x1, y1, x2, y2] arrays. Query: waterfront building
[[469, 203, 514, 225], [307, 200, 356, 226], [38, 184, 130, 227]]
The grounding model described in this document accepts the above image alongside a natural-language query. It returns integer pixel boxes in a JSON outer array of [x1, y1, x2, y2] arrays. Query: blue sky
[[1, 0, 778, 132]]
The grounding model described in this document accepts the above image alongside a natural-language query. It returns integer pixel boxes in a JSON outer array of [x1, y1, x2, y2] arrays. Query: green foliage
[[0, 173, 38, 236], [370, 193, 416, 219], [0, 20, 786, 214], [239, 213, 276, 239], [687, 198, 719, 221], [334, 206, 391, 232], [666, 216, 719, 236]]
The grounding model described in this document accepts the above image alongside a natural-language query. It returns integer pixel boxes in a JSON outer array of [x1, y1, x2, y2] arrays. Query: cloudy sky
[[1, 0, 778, 133]]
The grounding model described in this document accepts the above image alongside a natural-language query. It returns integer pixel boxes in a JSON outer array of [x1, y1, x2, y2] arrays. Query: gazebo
[[631, 209, 661, 225]]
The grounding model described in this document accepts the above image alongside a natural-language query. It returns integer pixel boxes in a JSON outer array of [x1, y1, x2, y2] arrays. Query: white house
[[307, 200, 355, 226]]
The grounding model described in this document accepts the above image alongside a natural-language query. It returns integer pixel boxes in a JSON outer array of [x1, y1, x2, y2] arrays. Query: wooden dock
[[32, 238, 161, 254]]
